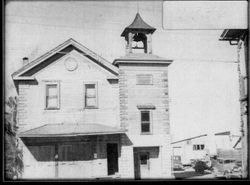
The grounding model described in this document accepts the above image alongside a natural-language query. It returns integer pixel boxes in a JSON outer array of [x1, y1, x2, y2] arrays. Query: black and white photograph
[[3, 0, 249, 180]]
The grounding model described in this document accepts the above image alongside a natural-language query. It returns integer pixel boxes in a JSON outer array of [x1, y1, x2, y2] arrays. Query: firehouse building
[[12, 13, 173, 179]]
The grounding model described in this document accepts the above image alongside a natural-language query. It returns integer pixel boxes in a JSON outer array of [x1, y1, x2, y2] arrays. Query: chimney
[[22, 57, 29, 66]]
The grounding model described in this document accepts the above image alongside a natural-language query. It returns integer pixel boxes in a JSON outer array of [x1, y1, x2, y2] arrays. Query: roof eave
[[12, 76, 36, 81], [12, 38, 119, 80], [220, 29, 247, 41], [12, 39, 75, 78], [113, 59, 173, 66], [121, 28, 156, 37], [171, 134, 208, 144], [19, 131, 126, 138]]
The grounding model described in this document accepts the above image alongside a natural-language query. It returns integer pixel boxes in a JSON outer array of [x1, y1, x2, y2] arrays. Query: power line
[[6, 20, 122, 31], [169, 58, 238, 63], [6, 19, 223, 38], [5, 14, 128, 25], [5, 3, 162, 15]]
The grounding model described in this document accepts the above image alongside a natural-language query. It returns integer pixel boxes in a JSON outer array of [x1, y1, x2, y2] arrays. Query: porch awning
[[18, 123, 126, 138]]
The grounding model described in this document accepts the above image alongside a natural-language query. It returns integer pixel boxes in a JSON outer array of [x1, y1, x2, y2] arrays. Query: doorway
[[107, 143, 118, 175], [134, 147, 160, 179], [139, 152, 150, 178], [134, 151, 150, 179]]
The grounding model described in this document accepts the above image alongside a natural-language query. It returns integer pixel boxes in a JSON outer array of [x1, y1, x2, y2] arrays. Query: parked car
[[213, 158, 242, 179], [173, 155, 184, 171]]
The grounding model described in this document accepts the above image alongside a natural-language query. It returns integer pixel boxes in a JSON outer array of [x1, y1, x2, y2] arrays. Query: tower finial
[[137, 1, 139, 13]]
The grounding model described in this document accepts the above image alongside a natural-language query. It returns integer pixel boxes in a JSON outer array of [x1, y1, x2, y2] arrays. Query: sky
[[5, 0, 245, 140]]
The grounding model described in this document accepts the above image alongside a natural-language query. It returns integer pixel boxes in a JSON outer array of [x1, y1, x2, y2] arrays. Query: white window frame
[[140, 110, 152, 134], [84, 82, 98, 109], [44, 81, 60, 110]]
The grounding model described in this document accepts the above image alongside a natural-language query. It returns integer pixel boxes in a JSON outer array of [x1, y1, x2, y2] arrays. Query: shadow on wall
[[14, 80, 38, 94], [21, 134, 132, 162], [26, 143, 94, 162], [134, 147, 160, 159]]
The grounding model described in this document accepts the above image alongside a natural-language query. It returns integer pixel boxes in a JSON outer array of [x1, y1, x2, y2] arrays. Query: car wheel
[[224, 171, 231, 179]]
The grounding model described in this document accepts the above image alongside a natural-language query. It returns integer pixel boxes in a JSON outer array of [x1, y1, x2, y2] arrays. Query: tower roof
[[121, 13, 156, 37]]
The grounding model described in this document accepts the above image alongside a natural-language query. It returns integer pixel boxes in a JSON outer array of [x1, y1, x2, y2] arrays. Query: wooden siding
[[17, 50, 119, 133]]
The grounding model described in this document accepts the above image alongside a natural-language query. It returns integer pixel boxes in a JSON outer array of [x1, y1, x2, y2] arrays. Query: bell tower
[[114, 13, 173, 179], [121, 13, 156, 54]]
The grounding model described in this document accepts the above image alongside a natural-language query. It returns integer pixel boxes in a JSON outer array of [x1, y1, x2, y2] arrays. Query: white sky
[[5, 1, 244, 140]]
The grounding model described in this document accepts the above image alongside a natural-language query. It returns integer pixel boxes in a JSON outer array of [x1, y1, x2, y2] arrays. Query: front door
[[134, 151, 150, 179], [139, 152, 150, 178], [107, 143, 118, 175]]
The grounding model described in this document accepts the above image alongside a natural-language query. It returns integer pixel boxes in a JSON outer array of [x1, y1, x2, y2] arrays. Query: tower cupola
[[121, 13, 156, 54]]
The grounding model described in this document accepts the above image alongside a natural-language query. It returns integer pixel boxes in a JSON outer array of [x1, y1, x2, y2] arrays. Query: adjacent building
[[12, 13, 173, 179], [220, 29, 248, 178], [171, 134, 208, 166], [171, 131, 241, 166]]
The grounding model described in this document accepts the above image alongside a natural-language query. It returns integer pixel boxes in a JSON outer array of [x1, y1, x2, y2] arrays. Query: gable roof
[[12, 38, 118, 80]]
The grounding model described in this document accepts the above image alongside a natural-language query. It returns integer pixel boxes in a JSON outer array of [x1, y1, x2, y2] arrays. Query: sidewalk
[[187, 172, 216, 179], [174, 168, 215, 179]]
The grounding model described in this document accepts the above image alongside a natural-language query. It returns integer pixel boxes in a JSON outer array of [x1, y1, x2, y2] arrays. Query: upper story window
[[141, 110, 151, 134], [136, 74, 153, 85], [45, 82, 60, 109], [193, 144, 205, 151], [85, 83, 98, 108]]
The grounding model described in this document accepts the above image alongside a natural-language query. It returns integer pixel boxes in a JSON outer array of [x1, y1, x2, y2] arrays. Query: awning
[[219, 29, 247, 41], [18, 123, 126, 138]]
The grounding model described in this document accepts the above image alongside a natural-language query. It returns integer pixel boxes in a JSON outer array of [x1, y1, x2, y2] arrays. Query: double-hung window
[[141, 111, 151, 134], [45, 82, 60, 109], [85, 83, 98, 108]]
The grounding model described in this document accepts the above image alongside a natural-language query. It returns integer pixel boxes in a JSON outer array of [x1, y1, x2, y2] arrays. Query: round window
[[64, 57, 78, 71]]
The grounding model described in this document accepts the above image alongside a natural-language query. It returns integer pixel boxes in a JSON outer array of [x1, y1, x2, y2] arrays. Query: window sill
[[136, 84, 153, 85], [85, 107, 99, 109], [45, 108, 60, 110], [140, 132, 153, 135]]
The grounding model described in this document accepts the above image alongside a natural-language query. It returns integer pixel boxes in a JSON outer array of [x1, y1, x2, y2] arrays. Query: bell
[[132, 42, 144, 49], [133, 33, 146, 42]]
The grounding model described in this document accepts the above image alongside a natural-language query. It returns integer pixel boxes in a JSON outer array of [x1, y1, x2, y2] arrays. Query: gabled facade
[[13, 13, 173, 179]]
